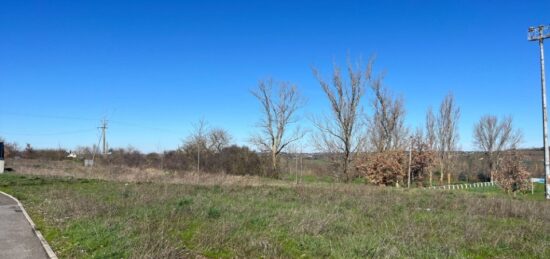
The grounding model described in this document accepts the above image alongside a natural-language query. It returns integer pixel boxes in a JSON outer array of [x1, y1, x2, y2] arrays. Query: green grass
[[463, 182, 547, 201], [1, 173, 550, 258]]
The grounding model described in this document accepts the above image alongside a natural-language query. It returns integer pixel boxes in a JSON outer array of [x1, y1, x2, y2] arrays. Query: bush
[[410, 148, 436, 186], [217, 145, 264, 176], [161, 150, 188, 171], [496, 151, 530, 194], [356, 151, 406, 186]]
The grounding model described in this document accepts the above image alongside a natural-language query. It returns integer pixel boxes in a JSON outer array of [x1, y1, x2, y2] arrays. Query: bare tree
[[183, 122, 233, 173], [251, 79, 304, 176], [425, 107, 437, 185], [208, 128, 232, 153], [436, 93, 460, 184], [473, 115, 522, 182], [311, 58, 372, 181], [185, 119, 209, 173], [368, 78, 408, 152], [410, 128, 436, 186]]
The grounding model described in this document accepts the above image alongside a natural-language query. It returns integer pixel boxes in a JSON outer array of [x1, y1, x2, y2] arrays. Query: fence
[[426, 181, 497, 190]]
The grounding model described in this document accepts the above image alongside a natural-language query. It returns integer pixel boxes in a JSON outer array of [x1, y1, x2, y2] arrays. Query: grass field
[[1, 173, 549, 258]]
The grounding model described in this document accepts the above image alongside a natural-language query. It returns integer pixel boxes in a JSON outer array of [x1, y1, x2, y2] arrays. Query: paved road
[[0, 193, 48, 259]]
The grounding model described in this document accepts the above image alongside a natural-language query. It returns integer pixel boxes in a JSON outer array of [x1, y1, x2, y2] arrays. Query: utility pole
[[99, 119, 108, 156], [529, 25, 550, 200]]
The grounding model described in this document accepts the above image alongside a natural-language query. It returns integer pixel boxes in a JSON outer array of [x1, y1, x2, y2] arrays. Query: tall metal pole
[[539, 31, 550, 200], [529, 25, 550, 200]]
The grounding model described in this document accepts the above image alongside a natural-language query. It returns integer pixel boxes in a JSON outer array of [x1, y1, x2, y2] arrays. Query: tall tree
[[251, 79, 304, 176], [473, 115, 522, 182], [368, 79, 408, 152], [425, 107, 437, 185], [311, 58, 372, 181], [436, 93, 460, 184]]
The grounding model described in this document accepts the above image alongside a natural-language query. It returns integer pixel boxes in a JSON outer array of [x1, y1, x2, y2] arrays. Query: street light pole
[[529, 25, 550, 200]]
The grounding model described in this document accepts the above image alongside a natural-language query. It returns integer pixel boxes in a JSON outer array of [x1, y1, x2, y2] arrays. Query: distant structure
[[84, 159, 94, 167], [528, 25, 550, 200], [67, 152, 77, 159]]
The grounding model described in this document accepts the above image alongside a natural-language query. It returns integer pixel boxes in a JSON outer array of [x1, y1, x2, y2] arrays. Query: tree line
[[249, 56, 526, 191], [0, 55, 530, 192]]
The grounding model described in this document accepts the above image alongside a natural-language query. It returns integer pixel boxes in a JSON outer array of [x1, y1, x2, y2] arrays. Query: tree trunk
[[489, 160, 494, 183], [439, 162, 444, 184], [342, 158, 349, 182], [271, 151, 278, 177]]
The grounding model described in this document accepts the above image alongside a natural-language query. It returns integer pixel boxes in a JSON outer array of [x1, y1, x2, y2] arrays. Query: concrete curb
[[0, 191, 57, 259]]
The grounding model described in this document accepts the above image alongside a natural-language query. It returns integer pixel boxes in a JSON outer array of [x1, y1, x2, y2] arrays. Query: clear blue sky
[[1, 0, 549, 152]]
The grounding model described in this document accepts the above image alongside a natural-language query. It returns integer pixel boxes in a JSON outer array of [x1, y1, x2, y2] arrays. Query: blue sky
[[1, 0, 549, 152]]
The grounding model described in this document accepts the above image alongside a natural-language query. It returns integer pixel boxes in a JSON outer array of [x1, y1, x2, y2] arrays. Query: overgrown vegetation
[[356, 151, 406, 186], [496, 151, 530, 194], [1, 173, 549, 258], [0, 55, 537, 187]]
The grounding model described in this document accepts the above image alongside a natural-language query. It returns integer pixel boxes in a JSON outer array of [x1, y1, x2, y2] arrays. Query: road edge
[[0, 191, 57, 259]]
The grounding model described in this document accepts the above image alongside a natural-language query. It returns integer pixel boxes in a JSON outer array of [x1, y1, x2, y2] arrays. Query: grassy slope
[[1, 174, 549, 258]]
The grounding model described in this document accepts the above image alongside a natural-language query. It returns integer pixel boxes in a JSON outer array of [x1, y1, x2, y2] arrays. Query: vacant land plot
[[0, 173, 549, 258]]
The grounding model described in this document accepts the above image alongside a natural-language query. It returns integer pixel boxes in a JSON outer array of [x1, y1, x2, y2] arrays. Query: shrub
[[1, 140, 20, 158], [218, 145, 264, 176], [410, 145, 436, 186], [356, 151, 406, 186], [495, 151, 530, 194]]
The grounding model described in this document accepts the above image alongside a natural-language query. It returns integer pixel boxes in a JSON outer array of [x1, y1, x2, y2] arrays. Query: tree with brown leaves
[[496, 151, 530, 195], [357, 151, 406, 186]]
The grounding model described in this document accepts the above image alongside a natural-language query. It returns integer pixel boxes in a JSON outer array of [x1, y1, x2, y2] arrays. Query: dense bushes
[[1, 137, 266, 176], [356, 146, 436, 187], [496, 151, 530, 194], [6, 143, 69, 161], [356, 151, 406, 186], [217, 145, 263, 175], [97, 145, 265, 176]]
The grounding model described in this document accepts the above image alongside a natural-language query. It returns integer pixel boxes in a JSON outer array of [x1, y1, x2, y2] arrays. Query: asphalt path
[[0, 193, 48, 259]]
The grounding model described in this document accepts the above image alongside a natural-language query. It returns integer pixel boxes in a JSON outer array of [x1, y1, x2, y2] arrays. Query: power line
[[2, 112, 183, 135], [109, 120, 182, 135], [1, 112, 97, 121], [0, 129, 96, 137]]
